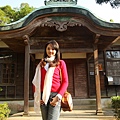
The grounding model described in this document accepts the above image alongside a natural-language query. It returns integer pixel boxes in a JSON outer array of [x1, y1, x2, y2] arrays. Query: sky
[[0, 0, 120, 23]]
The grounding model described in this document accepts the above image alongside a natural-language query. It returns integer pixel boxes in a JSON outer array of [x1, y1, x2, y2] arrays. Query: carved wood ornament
[[39, 17, 82, 32]]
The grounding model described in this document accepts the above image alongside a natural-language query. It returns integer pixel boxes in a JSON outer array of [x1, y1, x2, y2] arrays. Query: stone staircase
[[29, 98, 112, 110], [29, 99, 97, 111], [0, 98, 112, 114]]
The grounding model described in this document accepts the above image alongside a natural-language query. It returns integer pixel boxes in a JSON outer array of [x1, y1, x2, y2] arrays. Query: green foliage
[[13, 3, 35, 22], [0, 87, 2, 92], [0, 3, 35, 26], [111, 96, 120, 120], [110, 19, 114, 22], [96, 0, 120, 8], [0, 8, 11, 25], [0, 103, 11, 120], [96, 0, 111, 4], [0, 5, 15, 25]]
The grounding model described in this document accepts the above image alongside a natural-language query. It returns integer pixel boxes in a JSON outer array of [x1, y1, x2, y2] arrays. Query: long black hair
[[40, 40, 60, 67]]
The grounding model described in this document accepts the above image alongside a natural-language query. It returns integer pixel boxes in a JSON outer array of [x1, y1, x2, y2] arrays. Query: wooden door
[[65, 59, 88, 98]]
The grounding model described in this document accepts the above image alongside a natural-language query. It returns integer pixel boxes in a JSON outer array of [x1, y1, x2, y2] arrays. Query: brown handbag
[[61, 91, 73, 111], [60, 68, 73, 111]]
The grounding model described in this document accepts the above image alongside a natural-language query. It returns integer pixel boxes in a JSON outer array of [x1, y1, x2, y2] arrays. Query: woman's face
[[46, 43, 56, 57]]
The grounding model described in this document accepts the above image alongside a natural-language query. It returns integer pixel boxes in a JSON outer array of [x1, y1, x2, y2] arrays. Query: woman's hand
[[50, 96, 59, 106], [40, 100, 45, 105]]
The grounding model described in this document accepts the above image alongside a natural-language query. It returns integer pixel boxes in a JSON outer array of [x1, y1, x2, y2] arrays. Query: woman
[[32, 40, 68, 120]]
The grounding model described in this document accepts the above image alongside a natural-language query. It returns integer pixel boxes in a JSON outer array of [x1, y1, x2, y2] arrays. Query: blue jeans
[[40, 93, 61, 120]]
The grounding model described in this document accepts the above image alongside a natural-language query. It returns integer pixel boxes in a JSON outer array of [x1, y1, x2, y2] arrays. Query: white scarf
[[42, 56, 55, 104], [42, 67, 55, 105], [32, 57, 55, 112], [44, 56, 55, 62], [32, 63, 41, 113]]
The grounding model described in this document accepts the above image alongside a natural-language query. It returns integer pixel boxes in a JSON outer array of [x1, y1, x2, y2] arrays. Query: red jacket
[[41, 60, 68, 96]]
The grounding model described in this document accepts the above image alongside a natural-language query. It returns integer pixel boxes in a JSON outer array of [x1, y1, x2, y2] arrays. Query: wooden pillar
[[94, 45, 103, 115], [23, 35, 30, 116]]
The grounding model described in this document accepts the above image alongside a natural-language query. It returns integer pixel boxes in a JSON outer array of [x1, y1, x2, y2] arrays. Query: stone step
[[73, 99, 96, 105], [73, 99, 96, 110]]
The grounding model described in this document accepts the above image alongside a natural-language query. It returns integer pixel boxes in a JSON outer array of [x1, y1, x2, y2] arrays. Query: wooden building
[[0, 0, 120, 115]]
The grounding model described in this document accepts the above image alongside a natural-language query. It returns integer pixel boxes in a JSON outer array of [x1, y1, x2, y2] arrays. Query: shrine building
[[0, 0, 120, 115]]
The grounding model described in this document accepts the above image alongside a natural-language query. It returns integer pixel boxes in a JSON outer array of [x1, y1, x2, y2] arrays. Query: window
[[106, 51, 120, 59], [0, 55, 16, 84], [0, 54, 16, 98], [106, 51, 120, 85], [2, 63, 15, 84]]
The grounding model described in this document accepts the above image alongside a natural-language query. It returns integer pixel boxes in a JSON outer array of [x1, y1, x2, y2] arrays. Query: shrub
[[111, 96, 120, 120], [0, 103, 11, 120], [0, 87, 2, 92]]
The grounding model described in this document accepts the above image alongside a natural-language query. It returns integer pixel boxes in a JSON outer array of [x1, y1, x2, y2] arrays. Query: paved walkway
[[7, 110, 115, 120]]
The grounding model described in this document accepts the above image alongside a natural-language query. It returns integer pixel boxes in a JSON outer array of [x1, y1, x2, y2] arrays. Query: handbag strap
[[60, 68, 62, 83], [59, 64, 68, 93], [59, 61, 62, 82]]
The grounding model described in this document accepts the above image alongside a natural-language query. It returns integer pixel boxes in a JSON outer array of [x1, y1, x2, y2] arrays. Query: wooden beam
[[30, 36, 91, 40], [93, 45, 103, 115], [29, 36, 92, 45], [94, 34, 100, 44], [111, 36, 120, 44], [30, 54, 35, 62], [29, 48, 93, 54], [23, 35, 29, 45], [104, 36, 120, 50], [23, 36, 30, 116]]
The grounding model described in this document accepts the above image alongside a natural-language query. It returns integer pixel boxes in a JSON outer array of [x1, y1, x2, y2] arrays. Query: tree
[[110, 19, 114, 22], [96, 0, 120, 8], [0, 3, 35, 26], [13, 3, 35, 22], [0, 5, 14, 25]]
